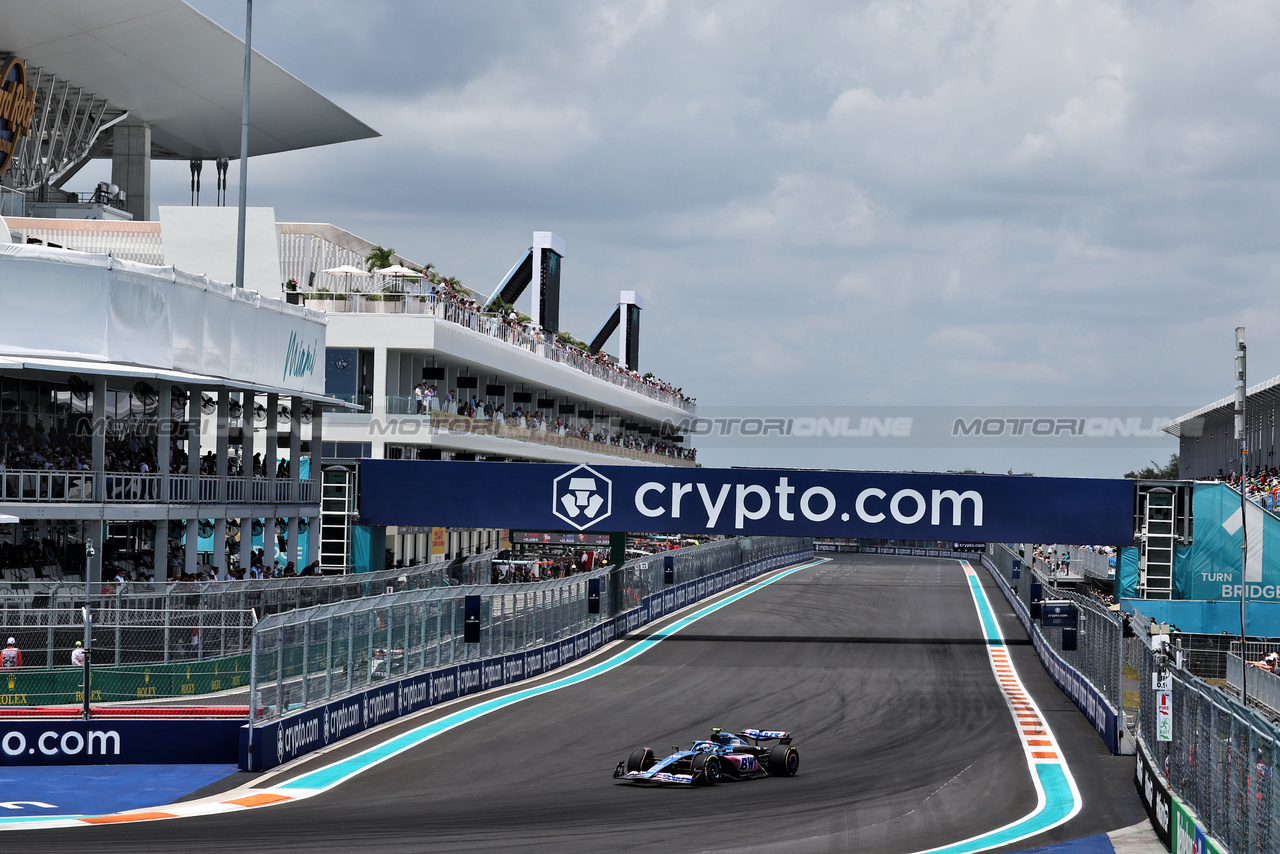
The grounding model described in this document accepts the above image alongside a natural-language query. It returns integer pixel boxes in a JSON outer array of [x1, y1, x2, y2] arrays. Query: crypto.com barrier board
[[358, 461, 1135, 545]]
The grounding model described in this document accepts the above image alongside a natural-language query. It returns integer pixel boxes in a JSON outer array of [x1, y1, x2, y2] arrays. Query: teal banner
[[1117, 547, 1139, 598], [1183, 483, 1280, 601]]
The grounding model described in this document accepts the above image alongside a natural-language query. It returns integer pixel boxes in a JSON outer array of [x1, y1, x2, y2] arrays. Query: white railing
[[1064, 545, 1116, 579], [1227, 652, 1280, 716], [296, 288, 694, 412], [0, 470, 95, 502], [0, 469, 315, 505], [380, 406, 696, 466]]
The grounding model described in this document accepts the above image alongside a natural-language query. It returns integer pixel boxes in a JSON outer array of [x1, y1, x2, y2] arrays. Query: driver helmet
[[711, 727, 732, 745]]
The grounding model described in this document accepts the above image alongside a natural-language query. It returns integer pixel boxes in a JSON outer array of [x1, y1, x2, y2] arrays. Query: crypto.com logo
[[552, 465, 612, 531]]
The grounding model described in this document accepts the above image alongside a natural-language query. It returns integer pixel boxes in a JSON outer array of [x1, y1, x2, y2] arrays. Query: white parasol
[[321, 264, 372, 294]]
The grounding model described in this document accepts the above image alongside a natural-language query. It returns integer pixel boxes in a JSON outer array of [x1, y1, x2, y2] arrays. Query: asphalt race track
[[9, 554, 1150, 853]]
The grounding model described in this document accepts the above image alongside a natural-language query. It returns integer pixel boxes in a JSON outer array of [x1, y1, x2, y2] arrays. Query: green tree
[[556, 330, 589, 351], [1124, 453, 1180, 480], [365, 245, 395, 272]]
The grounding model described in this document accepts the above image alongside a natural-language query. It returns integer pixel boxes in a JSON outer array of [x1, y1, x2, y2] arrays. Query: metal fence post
[[275, 629, 285, 718], [300, 617, 311, 706], [365, 611, 374, 687], [324, 614, 333, 704], [345, 614, 354, 695], [197, 608, 206, 661], [247, 629, 259, 769]]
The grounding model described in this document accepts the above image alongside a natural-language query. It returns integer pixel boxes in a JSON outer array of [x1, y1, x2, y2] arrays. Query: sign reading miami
[[283, 331, 318, 383]]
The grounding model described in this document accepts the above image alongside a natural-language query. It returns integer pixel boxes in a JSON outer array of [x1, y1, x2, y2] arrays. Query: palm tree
[[365, 245, 395, 272]]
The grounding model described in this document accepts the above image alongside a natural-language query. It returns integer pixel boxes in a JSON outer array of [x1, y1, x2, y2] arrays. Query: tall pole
[[234, 0, 253, 291], [1235, 327, 1248, 686], [83, 538, 94, 720]]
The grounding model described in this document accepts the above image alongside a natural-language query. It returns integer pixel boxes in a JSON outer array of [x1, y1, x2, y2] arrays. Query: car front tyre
[[692, 753, 721, 786]]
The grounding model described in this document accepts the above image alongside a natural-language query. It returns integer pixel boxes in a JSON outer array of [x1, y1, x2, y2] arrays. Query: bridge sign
[[358, 461, 1135, 545]]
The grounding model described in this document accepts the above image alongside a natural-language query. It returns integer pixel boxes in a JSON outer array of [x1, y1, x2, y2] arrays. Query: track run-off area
[[2, 554, 1153, 853]]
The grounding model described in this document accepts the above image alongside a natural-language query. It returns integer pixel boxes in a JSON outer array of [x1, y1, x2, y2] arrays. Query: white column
[[307, 407, 323, 568], [154, 517, 169, 582], [157, 381, 172, 503], [241, 391, 255, 485], [215, 390, 230, 495], [213, 517, 227, 579], [187, 386, 202, 500], [285, 395, 302, 567], [371, 346, 388, 458], [110, 122, 152, 222], [265, 393, 278, 565], [91, 377, 107, 501], [239, 515, 254, 576], [185, 518, 198, 577]]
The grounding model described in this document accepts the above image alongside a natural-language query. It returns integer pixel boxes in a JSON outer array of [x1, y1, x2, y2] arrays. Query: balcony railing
[[376, 405, 695, 466], [296, 289, 694, 412], [0, 469, 315, 504]]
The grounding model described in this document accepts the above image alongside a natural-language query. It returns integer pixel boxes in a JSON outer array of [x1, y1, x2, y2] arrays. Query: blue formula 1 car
[[612, 727, 799, 786]]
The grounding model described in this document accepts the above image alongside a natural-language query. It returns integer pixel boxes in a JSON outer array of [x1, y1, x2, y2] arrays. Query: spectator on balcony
[[1247, 652, 1279, 673]]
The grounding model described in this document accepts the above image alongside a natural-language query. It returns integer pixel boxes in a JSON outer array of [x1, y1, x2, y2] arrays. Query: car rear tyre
[[691, 753, 721, 786], [627, 747, 656, 773], [768, 745, 799, 777]]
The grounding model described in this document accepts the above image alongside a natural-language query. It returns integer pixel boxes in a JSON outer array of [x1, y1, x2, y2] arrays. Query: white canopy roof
[[0, 0, 379, 159]]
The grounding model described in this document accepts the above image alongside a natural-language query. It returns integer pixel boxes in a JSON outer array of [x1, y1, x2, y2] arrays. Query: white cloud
[[147, 0, 1280, 475], [364, 73, 599, 165], [671, 173, 875, 247]]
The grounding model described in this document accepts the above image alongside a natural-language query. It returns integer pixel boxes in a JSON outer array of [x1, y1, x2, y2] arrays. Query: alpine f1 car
[[613, 728, 799, 786]]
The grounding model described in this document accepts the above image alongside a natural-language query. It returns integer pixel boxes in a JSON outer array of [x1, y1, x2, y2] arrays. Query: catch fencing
[[1226, 650, 1280, 718], [0, 607, 255, 705], [0, 553, 494, 706], [248, 537, 809, 728], [0, 551, 494, 623], [987, 543, 1123, 710], [1125, 614, 1280, 854]]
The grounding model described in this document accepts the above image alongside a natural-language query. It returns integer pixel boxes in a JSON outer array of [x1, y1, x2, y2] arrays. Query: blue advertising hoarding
[[1, 719, 240, 766], [358, 461, 1135, 544], [242, 547, 810, 771]]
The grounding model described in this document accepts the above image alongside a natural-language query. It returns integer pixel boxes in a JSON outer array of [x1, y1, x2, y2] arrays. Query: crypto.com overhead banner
[[358, 461, 1136, 544]]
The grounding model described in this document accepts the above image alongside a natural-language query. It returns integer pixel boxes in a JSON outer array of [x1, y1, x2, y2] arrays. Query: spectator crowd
[[409, 381, 695, 461]]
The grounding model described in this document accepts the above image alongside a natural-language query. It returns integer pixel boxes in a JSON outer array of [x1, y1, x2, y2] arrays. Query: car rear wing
[[740, 729, 792, 744]]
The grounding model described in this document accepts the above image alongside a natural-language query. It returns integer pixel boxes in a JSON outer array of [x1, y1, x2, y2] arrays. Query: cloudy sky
[[91, 1, 1280, 477]]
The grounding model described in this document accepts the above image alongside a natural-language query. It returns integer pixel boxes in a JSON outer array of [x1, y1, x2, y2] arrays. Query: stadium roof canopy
[[0, 0, 379, 161]]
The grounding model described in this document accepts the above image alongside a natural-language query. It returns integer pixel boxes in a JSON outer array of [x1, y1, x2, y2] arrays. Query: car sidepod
[[720, 752, 769, 780]]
